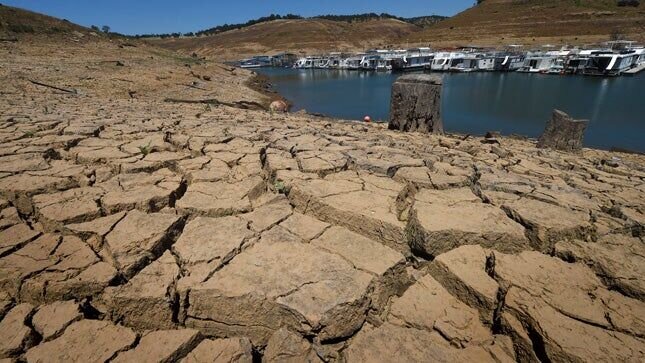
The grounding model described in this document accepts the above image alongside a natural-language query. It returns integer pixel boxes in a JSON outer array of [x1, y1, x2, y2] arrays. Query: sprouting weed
[[138, 142, 152, 156], [274, 181, 286, 194]]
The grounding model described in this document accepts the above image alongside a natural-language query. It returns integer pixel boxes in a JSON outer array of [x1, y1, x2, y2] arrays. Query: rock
[[501, 197, 593, 251], [173, 215, 253, 286], [537, 109, 588, 152], [288, 176, 408, 253], [182, 338, 253, 363], [0, 300, 12, 319], [270, 100, 288, 113], [32, 300, 82, 340], [388, 74, 443, 134], [0, 304, 36, 358], [241, 197, 292, 232], [504, 287, 644, 362], [407, 188, 528, 257], [176, 177, 264, 217], [311, 226, 404, 276], [185, 239, 373, 344], [32, 187, 103, 231], [101, 251, 180, 330], [264, 328, 321, 363], [0, 224, 40, 257], [428, 245, 499, 322], [343, 323, 514, 362], [388, 274, 493, 347], [24, 320, 137, 363], [279, 212, 330, 241], [113, 329, 202, 363], [554, 234, 645, 300], [0, 234, 117, 303], [482, 132, 501, 145], [103, 210, 183, 279], [430, 245, 645, 362]]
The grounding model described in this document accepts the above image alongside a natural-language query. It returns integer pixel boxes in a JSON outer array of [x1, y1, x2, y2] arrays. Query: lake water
[[256, 68, 645, 152]]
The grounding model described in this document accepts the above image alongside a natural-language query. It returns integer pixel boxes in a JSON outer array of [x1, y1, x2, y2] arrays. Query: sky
[[3, 0, 472, 35]]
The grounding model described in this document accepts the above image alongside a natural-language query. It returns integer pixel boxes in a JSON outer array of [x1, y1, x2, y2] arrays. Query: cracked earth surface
[[1, 35, 644, 362]]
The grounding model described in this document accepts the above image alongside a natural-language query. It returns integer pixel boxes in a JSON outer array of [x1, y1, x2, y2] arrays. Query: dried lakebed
[[1, 40, 645, 363]]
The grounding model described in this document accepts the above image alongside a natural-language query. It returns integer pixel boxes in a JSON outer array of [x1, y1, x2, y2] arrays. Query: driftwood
[[28, 79, 78, 94], [163, 98, 265, 111], [178, 83, 209, 91], [164, 98, 220, 105]]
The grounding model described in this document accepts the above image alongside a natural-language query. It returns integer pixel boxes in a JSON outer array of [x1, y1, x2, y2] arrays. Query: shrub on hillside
[[617, 0, 640, 6]]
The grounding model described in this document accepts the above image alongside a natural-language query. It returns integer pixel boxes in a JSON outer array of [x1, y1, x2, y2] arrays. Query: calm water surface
[[257, 68, 645, 152]]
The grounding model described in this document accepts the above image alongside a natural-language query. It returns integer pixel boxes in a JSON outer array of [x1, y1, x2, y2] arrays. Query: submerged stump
[[388, 74, 444, 134], [537, 109, 589, 152]]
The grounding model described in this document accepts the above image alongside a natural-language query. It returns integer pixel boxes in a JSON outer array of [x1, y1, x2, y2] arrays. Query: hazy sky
[[3, 0, 472, 35]]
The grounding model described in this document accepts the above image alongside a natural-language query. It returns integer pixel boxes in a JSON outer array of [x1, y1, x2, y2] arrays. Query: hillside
[[150, 18, 422, 61], [406, 0, 645, 47], [0, 4, 91, 37]]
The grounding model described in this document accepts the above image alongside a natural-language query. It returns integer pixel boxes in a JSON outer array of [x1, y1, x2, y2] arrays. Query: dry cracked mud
[[0, 34, 644, 362]]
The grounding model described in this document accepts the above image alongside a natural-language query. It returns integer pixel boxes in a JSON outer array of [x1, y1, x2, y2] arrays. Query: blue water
[[256, 68, 645, 152]]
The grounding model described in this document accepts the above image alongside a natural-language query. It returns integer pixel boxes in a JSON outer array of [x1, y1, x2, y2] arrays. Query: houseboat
[[270, 53, 298, 68], [391, 48, 434, 71], [294, 57, 326, 69], [518, 53, 555, 73], [494, 55, 524, 71], [563, 50, 597, 74], [429, 52, 461, 71], [583, 51, 640, 76], [340, 55, 364, 70], [448, 54, 479, 72], [477, 55, 496, 71], [239, 56, 272, 68]]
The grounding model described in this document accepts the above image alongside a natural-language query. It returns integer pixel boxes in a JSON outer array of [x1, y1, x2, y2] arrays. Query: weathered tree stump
[[388, 74, 443, 134], [537, 109, 588, 152]]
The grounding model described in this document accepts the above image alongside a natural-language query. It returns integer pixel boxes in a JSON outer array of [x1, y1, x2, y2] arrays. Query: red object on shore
[[364, 116, 371, 123]]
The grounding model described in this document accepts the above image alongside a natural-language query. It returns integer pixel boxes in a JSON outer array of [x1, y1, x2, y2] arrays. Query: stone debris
[[100, 251, 180, 330], [0, 304, 36, 358], [112, 329, 202, 363], [31, 300, 82, 341], [264, 328, 321, 362], [408, 188, 528, 257], [24, 320, 137, 362], [181, 337, 253, 363], [0, 33, 644, 362]]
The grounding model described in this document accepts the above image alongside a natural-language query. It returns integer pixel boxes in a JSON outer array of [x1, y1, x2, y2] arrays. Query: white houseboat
[[430, 52, 463, 71], [584, 51, 640, 76], [518, 53, 555, 73]]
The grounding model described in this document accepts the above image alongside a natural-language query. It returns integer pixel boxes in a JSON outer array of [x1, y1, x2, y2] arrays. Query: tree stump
[[537, 110, 588, 152], [388, 74, 443, 134]]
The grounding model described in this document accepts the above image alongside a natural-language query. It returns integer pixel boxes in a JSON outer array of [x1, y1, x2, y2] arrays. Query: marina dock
[[237, 42, 645, 77]]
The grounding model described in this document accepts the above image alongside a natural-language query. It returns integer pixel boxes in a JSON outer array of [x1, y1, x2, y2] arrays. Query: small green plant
[[274, 181, 287, 194], [22, 130, 35, 138], [138, 142, 152, 156]]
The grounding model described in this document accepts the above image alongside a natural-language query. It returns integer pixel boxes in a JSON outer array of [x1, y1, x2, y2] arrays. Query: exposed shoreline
[[1, 32, 644, 362], [254, 68, 644, 155]]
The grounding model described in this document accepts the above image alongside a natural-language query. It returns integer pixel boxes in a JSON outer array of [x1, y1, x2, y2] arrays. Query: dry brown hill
[[0, 4, 93, 37], [150, 18, 421, 61], [406, 0, 645, 47]]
